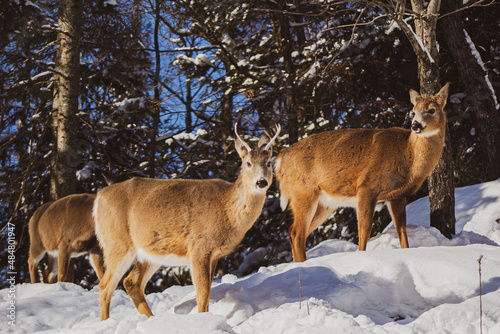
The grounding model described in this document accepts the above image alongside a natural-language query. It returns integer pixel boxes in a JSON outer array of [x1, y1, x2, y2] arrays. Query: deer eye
[[247, 161, 253, 168], [267, 161, 272, 168], [426, 108, 436, 115]]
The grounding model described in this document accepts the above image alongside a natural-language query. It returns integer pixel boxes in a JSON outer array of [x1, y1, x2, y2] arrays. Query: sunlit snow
[[2, 179, 499, 333]]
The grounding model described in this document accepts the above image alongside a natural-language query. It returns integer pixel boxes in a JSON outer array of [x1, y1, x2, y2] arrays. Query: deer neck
[[225, 175, 266, 230], [409, 129, 445, 181]]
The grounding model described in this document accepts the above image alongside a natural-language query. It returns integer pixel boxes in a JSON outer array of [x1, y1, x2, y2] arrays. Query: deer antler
[[234, 122, 252, 153], [264, 124, 281, 151]]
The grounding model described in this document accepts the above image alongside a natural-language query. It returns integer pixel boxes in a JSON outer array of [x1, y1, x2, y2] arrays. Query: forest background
[[1, 0, 499, 292]]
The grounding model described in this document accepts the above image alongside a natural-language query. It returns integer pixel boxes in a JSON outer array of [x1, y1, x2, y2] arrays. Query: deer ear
[[235, 137, 250, 158], [257, 134, 271, 149], [261, 124, 281, 152], [234, 123, 251, 158], [409, 89, 421, 105], [436, 83, 450, 108], [100, 170, 130, 185]]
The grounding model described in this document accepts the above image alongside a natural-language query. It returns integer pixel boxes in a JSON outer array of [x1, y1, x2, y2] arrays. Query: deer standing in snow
[[28, 193, 104, 283], [275, 84, 449, 262], [94, 124, 280, 320]]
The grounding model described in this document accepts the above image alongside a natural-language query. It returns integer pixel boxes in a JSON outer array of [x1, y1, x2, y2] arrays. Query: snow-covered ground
[[2, 179, 500, 333]]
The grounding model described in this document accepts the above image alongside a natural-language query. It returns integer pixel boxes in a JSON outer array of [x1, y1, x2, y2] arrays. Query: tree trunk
[[149, 0, 161, 178], [50, 0, 82, 200], [220, 90, 233, 163], [400, 0, 456, 237], [186, 81, 193, 133], [130, 0, 142, 40], [427, 135, 455, 238], [440, 0, 500, 181], [269, 6, 298, 145]]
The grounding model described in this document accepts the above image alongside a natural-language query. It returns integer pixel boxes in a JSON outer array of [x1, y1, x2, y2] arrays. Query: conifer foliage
[[1, 0, 498, 291]]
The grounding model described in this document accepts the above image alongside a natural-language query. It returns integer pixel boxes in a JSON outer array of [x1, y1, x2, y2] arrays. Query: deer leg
[[210, 258, 218, 280], [57, 244, 71, 282], [288, 222, 308, 263], [99, 251, 135, 321], [123, 261, 159, 317], [307, 204, 335, 236], [190, 252, 212, 313], [356, 190, 377, 251], [44, 254, 58, 283], [90, 247, 105, 282], [388, 197, 409, 249], [28, 258, 38, 284], [29, 252, 46, 284], [289, 196, 319, 262]]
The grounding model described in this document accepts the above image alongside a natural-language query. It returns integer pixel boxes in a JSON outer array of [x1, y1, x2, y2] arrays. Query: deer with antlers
[[276, 84, 450, 262], [94, 124, 280, 320], [28, 193, 104, 283]]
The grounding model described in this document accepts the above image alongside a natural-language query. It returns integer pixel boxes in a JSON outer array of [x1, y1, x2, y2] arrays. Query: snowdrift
[[2, 179, 499, 333]]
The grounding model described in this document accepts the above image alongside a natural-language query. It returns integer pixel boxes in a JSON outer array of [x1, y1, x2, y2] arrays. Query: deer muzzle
[[256, 178, 268, 189], [411, 121, 424, 134]]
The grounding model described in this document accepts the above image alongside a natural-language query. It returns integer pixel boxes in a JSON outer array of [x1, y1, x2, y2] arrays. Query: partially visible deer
[[276, 84, 450, 262], [28, 193, 104, 283], [94, 124, 280, 320]]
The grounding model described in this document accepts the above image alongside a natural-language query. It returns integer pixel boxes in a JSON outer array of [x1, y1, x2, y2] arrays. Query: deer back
[[94, 124, 281, 262], [37, 194, 96, 251], [276, 84, 449, 204]]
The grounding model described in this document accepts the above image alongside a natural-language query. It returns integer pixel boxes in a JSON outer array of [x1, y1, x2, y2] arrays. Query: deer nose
[[256, 178, 268, 189], [411, 121, 424, 133]]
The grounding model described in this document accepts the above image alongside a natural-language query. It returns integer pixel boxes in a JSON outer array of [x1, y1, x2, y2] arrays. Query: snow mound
[[387, 178, 500, 244], [1, 179, 499, 333]]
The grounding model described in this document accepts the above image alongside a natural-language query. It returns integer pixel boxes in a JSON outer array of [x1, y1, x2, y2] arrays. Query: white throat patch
[[417, 129, 440, 138]]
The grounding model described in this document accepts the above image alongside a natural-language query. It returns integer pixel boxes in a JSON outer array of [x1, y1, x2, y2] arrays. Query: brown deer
[[275, 84, 450, 262], [28, 193, 104, 283], [94, 124, 280, 320]]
